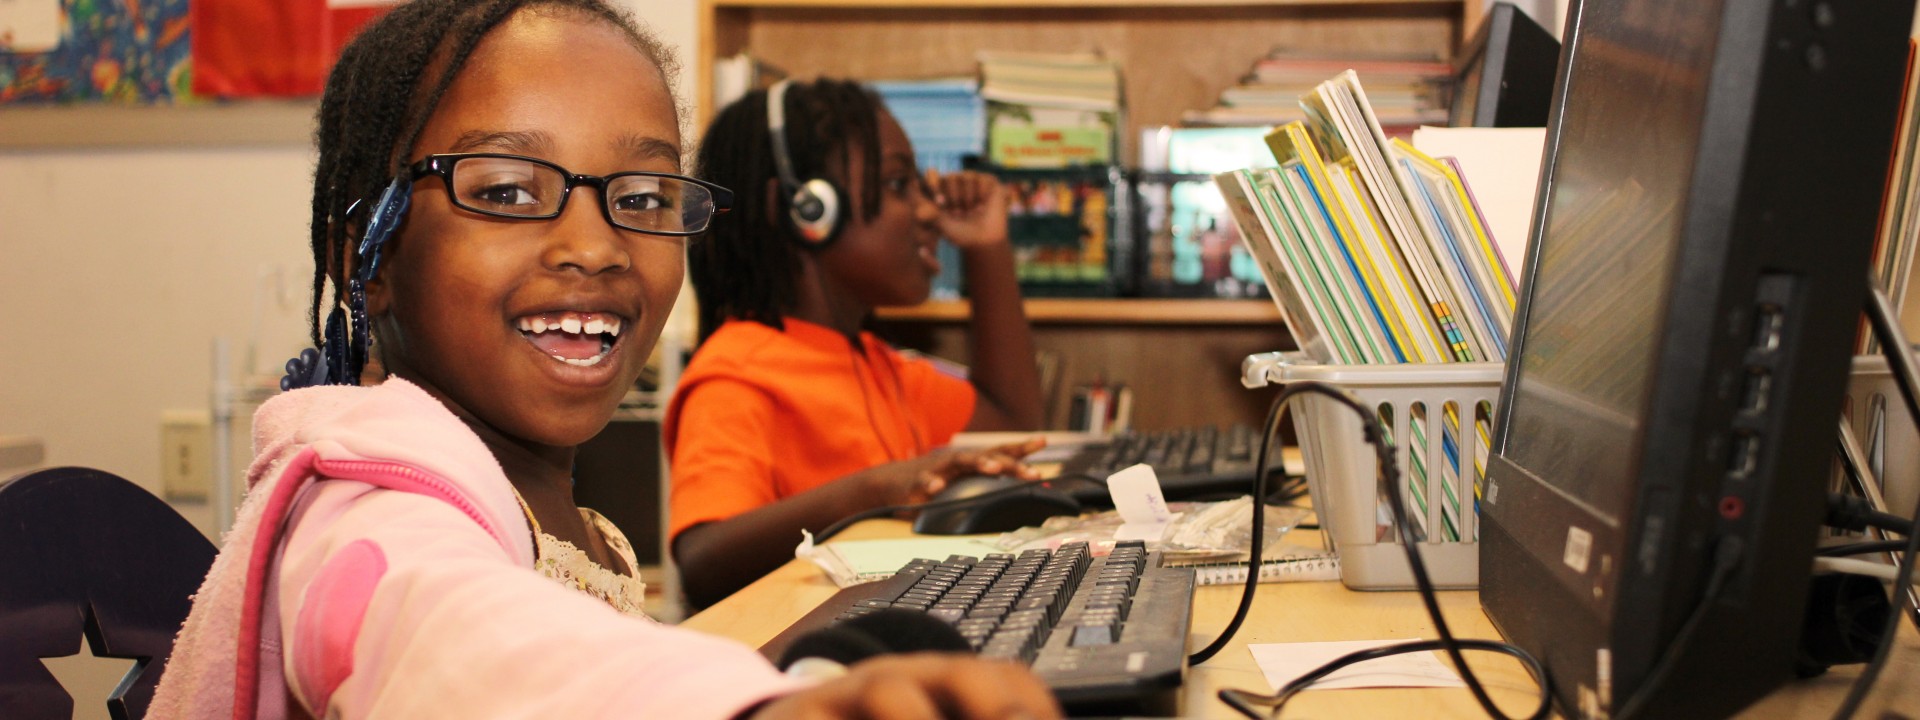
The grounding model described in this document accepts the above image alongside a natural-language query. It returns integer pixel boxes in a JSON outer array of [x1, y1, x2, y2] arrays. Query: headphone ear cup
[[788, 177, 844, 248]]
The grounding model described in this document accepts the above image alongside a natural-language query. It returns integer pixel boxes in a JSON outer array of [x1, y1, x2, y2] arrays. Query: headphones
[[767, 79, 845, 248]]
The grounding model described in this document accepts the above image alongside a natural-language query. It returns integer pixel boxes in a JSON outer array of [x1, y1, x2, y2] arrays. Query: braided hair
[[689, 79, 886, 343], [304, 0, 682, 345]]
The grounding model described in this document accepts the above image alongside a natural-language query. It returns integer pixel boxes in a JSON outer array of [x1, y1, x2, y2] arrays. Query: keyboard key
[[1071, 623, 1119, 646]]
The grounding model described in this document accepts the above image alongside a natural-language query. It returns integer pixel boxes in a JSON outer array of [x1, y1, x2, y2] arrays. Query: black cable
[[1833, 280, 1920, 717], [1826, 492, 1916, 535], [1610, 536, 1744, 720], [1815, 540, 1912, 558], [1830, 467, 1920, 719], [1209, 380, 1552, 720], [1220, 639, 1544, 719], [1188, 385, 1290, 664]]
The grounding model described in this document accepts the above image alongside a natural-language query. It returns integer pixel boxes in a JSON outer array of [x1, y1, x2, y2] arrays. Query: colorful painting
[[0, 0, 192, 104]]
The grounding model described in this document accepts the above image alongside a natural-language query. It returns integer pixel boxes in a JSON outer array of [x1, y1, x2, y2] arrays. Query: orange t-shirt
[[665, 318, 977, 540]]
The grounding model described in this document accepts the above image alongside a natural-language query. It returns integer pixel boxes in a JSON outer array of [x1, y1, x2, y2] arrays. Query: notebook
[[1169, 552, 1342, 586]]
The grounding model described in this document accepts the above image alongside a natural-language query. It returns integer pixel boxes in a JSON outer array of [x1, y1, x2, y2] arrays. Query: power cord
[[1825, 493, 1916, 535], [1609, 537, 1744, 720], [1831, 477, 1920, 719], [1187, 384, 1289, 664], [1816, 540, 1912, 558], [1204, 381, 1552, 720]]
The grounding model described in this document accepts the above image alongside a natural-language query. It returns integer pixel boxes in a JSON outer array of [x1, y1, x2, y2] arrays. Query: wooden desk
[[682, 520, 1920, 718]]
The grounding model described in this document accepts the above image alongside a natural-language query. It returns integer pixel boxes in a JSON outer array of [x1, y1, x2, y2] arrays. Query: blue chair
[[0, 467, 217, 720]]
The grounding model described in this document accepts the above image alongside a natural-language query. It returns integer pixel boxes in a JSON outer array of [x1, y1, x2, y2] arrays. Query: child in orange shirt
[[670, 79, 1046, 607]]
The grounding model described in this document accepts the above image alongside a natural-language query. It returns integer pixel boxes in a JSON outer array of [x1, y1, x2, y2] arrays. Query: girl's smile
[[367, 9, 684, 449]]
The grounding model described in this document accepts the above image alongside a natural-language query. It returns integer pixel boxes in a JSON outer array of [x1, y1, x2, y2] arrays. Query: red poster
[[191, 0, 395, 98]]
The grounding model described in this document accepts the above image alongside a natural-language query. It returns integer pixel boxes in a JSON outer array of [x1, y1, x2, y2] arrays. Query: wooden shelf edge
[[0, 101, 318, 149], [873, 298, 1283, 325]]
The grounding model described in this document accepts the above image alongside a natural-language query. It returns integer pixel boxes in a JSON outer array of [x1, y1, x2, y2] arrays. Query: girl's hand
[[926, 169, 1011, 250], [860, 437, 1048, 507], [748, 653, 1063, 720]]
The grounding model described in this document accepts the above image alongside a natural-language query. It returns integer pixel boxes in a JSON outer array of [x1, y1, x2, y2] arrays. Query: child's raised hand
[[747, 653, 1062, 720], [926, 169, 1011, 250]]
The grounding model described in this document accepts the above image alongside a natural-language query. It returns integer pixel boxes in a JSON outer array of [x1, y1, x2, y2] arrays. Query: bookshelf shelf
[[875, 298, 1282, 325], [699, 0, 1470, 146]]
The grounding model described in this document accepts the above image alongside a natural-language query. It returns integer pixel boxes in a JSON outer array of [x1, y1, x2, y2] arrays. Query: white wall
[[0, 0, 702, 499]]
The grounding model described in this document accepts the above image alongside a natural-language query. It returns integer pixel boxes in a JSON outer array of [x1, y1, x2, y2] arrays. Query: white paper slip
[[1107, 463, 1176, 542], [1248, 638, 1464, 691]]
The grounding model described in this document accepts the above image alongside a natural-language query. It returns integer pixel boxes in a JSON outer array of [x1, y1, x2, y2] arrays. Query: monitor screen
[[1499, 1, 1720, 525]]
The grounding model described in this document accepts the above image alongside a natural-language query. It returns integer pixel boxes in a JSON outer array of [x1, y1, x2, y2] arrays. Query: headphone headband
[[767, 79, 803, 194], [765, 78, 844, 247]]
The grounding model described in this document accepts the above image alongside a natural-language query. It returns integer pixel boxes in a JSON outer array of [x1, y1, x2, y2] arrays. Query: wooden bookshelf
[[875, 298, 1281, 324], [697, 0, 1470, 429], [700, 0, 1470, 156]]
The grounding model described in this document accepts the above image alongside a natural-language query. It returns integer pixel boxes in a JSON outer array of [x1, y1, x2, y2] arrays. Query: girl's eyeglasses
[[408, 153, 732, 236]]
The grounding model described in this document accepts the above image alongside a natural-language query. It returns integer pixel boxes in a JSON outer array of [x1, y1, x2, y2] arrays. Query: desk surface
[[682, 520, 1920, 718]]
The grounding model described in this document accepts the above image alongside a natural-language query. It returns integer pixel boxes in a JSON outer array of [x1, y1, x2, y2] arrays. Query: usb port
[[1752, 305, 1784, 352], [1728, 432, 1760, 478], [1741, 368, 1772, 414]]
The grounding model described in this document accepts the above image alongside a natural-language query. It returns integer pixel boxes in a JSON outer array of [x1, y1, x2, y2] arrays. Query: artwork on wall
[[0, 0, 395, 105]]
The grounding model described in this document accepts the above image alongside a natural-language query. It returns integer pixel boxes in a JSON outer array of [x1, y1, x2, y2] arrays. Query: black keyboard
[[1058, 424, 1263, 502], [761, 541, 1196, 716]]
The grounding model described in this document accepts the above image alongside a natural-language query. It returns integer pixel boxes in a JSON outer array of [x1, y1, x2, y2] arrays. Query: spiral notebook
[[1171, 553, 1342, 585]]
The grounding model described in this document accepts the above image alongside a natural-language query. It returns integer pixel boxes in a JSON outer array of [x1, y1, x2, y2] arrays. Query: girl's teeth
[[533, 318, 550, 333], [607, 317, 622, 336], [553, 353, 607, 367], [561, 317, 582, 334], [584, 317, 605, 335]]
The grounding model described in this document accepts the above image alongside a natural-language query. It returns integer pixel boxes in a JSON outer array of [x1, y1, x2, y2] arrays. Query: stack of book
[[871, 78, 986, 174], [1185, 48, 1452, 132], [1215, 71, 1518, 366], [978, 51, 1123, 168]]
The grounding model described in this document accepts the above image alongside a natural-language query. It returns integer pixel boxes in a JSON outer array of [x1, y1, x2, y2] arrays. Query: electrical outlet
[[160, 410, 212, 502]]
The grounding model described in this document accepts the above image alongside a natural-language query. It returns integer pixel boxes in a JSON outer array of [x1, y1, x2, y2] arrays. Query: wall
[[0, 0, 702, 500]]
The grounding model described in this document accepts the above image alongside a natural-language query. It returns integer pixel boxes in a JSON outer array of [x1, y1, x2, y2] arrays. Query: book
[[1269, 122, 1442, 364], [1275, 165, 1398, 363], [1304, 71, 1482, 361], [1169, 552, 1342, 586], [1396, 141, 1510, 359], [1217, 168, 1350, 364]]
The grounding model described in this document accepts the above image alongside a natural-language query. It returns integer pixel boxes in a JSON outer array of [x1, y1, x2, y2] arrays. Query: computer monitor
[[1448, 2, 1559, 128], [1479, 0, 1911, 717]]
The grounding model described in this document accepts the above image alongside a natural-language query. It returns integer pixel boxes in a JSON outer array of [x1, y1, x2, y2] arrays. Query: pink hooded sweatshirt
[[151, 378, 808, 719]]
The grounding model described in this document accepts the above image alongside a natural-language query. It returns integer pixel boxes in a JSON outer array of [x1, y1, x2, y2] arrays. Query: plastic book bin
[[1258, 358, 1502, 591], [1247, 352, 1920, 592]]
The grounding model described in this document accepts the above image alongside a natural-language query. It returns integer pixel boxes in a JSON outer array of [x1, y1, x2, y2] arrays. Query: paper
[[1107, 464, 1177, 542], [1248, 639, 1464, 691], [0, 0, 61, 52], [799, 535, 1008, 588]]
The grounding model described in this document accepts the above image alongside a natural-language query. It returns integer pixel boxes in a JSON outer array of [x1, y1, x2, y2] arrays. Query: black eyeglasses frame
[[406, 152, 733, 237]]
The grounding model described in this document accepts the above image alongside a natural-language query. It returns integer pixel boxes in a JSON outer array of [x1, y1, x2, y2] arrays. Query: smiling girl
[[150, 2, 1058, 718]]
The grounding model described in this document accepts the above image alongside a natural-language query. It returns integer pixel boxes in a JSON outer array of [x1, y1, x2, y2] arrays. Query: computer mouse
[[911, 475, 1087, 535]]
